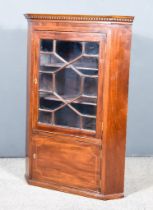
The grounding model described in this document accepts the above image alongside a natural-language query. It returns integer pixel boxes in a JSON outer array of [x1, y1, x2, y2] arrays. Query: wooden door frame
[[31, 31, 106, 139]]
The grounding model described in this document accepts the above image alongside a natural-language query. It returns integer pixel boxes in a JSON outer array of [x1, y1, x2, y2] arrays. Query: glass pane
[[73, 56, 98, 69], [55, 106, 80, 128], [40, 54, 51, 66], [39, 111, 52, 124], [40, 98, 63, 111], [56, 41, 82, 61], [40, 53, 64, 66], [55, 67, 81, 99], [84, 77, 98, 96], [78, 69, 98, 76], [71, 103, 96, 116], [41, 40, 53, 52], [38, 39, 100, 131], [73, 96, 97, 105], [39, 73, 52, 91], [39, 93, 64, 110], [83, 117, 96, 130], [40, 66, 59, 73], [85, 42, 99, 55]]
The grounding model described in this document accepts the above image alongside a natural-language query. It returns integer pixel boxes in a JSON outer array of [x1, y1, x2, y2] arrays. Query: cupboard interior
[[38, 39, 99, 131]]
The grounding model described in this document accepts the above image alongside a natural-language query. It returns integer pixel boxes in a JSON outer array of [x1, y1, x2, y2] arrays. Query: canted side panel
[[26, 23, 35, 179], [31, 135, 101, 192], [101, 26, 132, 195]]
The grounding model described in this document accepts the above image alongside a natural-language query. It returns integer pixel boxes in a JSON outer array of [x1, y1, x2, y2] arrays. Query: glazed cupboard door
[[32, 31, 106, 138]]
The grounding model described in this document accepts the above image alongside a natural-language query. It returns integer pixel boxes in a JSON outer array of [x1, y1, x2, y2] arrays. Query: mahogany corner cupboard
[[25, 14, 134, 200]]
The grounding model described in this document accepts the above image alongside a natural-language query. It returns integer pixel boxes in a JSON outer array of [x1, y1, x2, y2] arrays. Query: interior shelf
[[39, 89, 53, 93], [40, 64, 98, 72], [45, 96, 96, 106], [39, 91, 97, 106], [40, 51, 99, 57], [40, 63, 64, 68]]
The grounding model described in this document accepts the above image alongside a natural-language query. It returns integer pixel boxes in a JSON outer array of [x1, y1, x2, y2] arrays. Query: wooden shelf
[[40, 64, 98, 72], [40, 51, 99, 57], [40, 63, 64, 68], [77, 67, 98, 71], [39, 108, 96, 119], [40, 93, 97, 106]]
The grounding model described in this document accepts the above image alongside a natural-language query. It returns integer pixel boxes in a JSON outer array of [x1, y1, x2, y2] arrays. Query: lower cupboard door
[[32, 136, 101, 192]]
